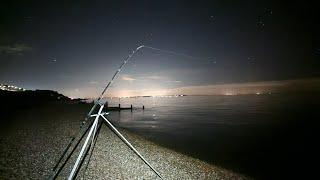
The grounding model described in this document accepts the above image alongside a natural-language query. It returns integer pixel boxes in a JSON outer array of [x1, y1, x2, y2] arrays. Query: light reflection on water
[[106, 95, 273, 132], [105, 94, 319, 178]]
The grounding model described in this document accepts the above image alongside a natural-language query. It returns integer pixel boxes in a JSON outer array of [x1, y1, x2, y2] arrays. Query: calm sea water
[[106, 94, 319, 179]]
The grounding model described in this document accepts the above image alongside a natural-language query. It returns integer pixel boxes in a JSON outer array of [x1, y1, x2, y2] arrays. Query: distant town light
[[0, 84, 26, 92]]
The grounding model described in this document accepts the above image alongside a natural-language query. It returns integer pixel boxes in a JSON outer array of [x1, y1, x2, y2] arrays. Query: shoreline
[[0, 102, 248, 179], [82, 126, 249, 179]]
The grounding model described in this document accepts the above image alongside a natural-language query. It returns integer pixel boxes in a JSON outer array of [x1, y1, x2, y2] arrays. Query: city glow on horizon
[[61, 78, 320, 99]]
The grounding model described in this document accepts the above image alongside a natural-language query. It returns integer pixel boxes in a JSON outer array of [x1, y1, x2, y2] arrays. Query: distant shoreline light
[[108, 94, 187, 99], [102, 92, 276, 99], [65, 77, 320, 99], [0, 84, 26, 92]]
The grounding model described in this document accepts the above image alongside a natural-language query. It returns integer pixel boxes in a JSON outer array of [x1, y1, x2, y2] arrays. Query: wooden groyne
[[104, 103, 144, 111]]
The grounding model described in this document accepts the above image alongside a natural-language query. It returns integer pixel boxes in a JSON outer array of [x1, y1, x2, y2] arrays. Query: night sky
[[1, 1, 319, 98]]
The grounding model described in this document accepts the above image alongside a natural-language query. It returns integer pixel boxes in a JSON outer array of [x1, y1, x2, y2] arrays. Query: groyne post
[[105, 101, 108, 111]]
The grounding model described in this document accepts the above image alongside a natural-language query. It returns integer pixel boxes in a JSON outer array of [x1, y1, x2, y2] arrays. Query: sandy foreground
[[0, 103, 248, 179]]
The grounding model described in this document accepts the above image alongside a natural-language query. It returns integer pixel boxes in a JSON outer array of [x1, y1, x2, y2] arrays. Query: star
[[50, 57, 57, 63]]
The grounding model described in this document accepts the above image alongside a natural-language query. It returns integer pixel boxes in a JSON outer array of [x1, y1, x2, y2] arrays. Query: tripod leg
[[50, 120, 93, 180], [52, 117, 91, 171], [100, 115, 163, 179], [53, 100, 101, 172], [72, 121, 99, 179], [68, 116, 99, 180], [68, 104, 106, 180], [82, 120, 103, 178], [71, 140, 92, 179], [91, 117, 99, 146]]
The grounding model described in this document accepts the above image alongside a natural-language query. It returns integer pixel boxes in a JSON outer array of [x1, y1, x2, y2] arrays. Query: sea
[[105, 93, 319, 179]]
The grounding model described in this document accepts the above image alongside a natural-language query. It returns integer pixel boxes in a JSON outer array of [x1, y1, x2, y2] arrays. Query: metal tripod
[[67, 103, 162, 179], [50, 45, 203, 179]]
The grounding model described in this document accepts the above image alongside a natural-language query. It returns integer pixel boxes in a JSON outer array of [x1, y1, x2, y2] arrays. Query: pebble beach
[[0, 102, 248, 179]]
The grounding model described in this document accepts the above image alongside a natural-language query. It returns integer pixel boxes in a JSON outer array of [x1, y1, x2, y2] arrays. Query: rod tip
[[137, 45, 145, 50]]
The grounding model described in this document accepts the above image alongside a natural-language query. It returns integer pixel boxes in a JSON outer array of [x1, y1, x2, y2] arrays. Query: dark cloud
[[0, 43, 32, 55]]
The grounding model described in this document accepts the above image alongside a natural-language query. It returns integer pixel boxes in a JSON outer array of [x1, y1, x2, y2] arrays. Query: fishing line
[[91, 45, 210, 106], [142, 45, 208, 60]]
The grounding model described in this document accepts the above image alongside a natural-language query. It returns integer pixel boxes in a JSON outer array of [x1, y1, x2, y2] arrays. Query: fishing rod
[[88, 45, 206, 116], [51, 46, 145, 177], [86, 45, 144, 116], [50, 120, 94, 179], [52, 45, 205, 179]]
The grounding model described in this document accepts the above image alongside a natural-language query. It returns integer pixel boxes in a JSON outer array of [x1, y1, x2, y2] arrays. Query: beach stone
[[0, 103, 249, 179]]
